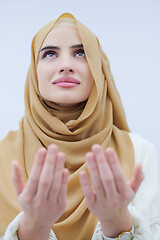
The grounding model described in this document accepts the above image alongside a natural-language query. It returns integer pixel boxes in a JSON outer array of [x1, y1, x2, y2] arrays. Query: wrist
[[100, 209, 133, 238], [18, 214, 51, 240], [102, 225, 134, 240]]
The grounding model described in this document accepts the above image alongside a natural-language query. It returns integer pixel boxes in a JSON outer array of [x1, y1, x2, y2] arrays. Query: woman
[[0, 13, 160, 240]]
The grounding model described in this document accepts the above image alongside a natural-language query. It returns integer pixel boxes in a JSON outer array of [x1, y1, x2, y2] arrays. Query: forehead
[[41, 25, 82, 47]]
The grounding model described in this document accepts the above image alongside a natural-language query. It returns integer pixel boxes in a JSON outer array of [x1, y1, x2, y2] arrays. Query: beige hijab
[[0, 13, 134, 240]]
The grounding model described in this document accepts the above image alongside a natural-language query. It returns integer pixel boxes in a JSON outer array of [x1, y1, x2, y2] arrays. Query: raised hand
[[79, 145, 144, 238], [11, 144, 68, 240]]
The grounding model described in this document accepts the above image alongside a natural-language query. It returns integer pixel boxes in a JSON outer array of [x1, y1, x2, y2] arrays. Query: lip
[[53, 78, 80, 84], [52, 78, 80, 88]]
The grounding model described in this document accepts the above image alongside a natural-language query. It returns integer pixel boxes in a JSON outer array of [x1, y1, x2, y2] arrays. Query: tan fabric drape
[[0, 13, 134, 240]]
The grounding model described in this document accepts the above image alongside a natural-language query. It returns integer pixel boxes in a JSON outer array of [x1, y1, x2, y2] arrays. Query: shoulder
[[0, 130, 19, 146], [0, 130, 20, 161], [128, 132, 157, 166], [129, 133, 160, 225], [129, 132, 155, 153], [0, 118, 23, 154]]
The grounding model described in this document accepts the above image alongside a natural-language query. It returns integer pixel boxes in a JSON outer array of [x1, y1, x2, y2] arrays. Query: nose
[[58, 55, 74, 74], [60, 68, 73, 73]]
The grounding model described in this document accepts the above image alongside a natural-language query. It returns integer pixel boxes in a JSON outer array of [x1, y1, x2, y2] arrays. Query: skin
[[37, 25, 94, 107], [12, 145, 69, 240], [79, 145, 144, 237], [11, 25, 144, 240]]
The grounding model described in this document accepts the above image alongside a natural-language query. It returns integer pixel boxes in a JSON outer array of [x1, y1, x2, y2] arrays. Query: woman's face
[[37, 25, 94, 107]]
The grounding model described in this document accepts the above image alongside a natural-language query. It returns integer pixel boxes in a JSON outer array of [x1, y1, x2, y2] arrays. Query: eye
[[74, 49, 85, 57], [42, 50, 58, 59]]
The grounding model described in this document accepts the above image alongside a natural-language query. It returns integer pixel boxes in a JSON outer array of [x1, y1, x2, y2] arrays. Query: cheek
[[84, 67, 95, 86], [37, 64, 50, 96], [37, 63, 55, 83], [81, 62, 94, 81], [86, 69, 95, 94]]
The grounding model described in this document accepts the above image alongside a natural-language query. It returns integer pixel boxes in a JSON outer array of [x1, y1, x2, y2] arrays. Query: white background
[[0, 0, 159, 159]]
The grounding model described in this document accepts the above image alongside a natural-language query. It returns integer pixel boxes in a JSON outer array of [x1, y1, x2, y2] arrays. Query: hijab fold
[[0, 13, 134, 240]]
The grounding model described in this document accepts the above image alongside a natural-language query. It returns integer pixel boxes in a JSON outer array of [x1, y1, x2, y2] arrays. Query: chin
[[54, 97, 80, 107], [57, 101, 78, 107]]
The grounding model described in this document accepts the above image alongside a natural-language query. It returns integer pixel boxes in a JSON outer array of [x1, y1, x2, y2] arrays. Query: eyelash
[[41, 49, 86, 59], [73, 49, 85, 57], [42, 50, 57, 59]]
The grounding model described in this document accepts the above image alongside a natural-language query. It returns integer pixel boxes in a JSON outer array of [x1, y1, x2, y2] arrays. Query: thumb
[[11, 161, 25, 196], [128, 162, 144, 193]]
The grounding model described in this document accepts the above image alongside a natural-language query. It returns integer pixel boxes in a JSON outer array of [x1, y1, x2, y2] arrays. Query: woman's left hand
[[79, 145, 144, 238]]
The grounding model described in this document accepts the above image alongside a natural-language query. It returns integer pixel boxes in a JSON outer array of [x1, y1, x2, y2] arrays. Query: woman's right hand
[[11, 144, 69, 240]]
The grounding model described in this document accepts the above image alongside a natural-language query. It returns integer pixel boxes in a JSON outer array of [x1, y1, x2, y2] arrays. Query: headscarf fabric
[[0, 13, 134, 240]]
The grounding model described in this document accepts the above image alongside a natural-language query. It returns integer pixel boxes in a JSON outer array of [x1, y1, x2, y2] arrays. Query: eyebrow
[[40, 46, 60, 52], [70, 44, 83, 49], [40, 44, 84, 52]]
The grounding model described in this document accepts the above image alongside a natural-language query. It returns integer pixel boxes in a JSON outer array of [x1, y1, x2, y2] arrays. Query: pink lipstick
[[52, 78, 80, 88]]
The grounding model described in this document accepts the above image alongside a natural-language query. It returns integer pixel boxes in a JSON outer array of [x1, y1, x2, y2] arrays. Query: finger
[[25, 147, 46, 199], [57, 168, 69, 204], [11, 161, 25, 196], [79, 170, 95, 205], [128, 163, 144, 193], [49, 152, 65, 200], [36, 145, 57, 200], [105, 148, 127, 195], [92, 145, 116, 198], [86, 152, 105, 198]]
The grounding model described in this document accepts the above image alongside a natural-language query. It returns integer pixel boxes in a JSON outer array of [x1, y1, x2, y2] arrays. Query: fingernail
[[92, 145, 101, 154]]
